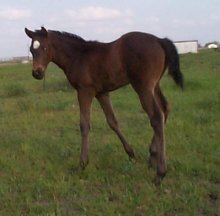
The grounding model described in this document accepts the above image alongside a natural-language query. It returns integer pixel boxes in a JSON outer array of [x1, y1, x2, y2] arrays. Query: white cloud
[[45, 6, 134, 41], [65, 6, 132, 22], [0, 8, 31, 20]]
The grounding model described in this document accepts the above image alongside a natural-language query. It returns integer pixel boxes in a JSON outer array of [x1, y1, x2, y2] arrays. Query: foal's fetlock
[[148, 155, 157, 169], [148, 148, 157, 169], [127, 149, 135, 159], [157, 170, 166, 179]]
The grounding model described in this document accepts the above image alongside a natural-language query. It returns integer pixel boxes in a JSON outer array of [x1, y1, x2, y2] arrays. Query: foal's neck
[[50, 32, 85, 72]]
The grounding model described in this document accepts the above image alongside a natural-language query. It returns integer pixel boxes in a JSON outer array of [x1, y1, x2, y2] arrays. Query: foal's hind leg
[[134, 86, 167, 180], [96, 93, 135, 159], [155, 85, 170, 123], [149, 85, 169, 168]]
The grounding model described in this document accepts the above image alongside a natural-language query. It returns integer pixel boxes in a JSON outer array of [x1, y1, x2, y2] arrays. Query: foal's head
[[25, 27, 51, 80]]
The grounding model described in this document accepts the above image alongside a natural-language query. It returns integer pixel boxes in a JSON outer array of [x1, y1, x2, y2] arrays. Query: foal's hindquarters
[[122, 37, 168, 184]]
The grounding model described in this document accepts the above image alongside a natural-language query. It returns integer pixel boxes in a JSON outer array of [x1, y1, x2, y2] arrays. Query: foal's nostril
[[32, 69, 44, 80], [33, 70, 38, 76]]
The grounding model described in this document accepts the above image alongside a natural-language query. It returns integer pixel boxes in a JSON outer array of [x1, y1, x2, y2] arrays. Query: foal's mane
[[49, 30, 86, 43]]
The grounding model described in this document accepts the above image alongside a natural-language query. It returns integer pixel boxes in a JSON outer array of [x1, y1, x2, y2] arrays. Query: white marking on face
[[33, 40, 40, 49]]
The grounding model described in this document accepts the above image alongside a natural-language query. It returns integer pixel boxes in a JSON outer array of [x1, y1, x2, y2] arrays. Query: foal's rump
[[119, 32, 183, 89], [120, 32, 167, 87]]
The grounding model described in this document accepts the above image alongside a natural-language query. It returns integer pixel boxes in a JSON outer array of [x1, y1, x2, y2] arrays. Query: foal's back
[[87, 32, 165, 94]]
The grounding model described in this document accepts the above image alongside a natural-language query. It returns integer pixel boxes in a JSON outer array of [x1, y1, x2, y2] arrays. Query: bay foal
[[25, 27, 183, 183]]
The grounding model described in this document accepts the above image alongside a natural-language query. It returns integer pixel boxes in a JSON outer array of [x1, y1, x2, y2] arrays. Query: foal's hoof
[[129, 155, 136, 163], [129, 153, 135, 160], [127, 149, 135, 160], [153, 176, 162, 186], [153, 172, 166, 186], [80, 160, 89, 170]]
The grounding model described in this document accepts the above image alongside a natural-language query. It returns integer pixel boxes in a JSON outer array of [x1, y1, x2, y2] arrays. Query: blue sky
[[0, 0, 220, 58]]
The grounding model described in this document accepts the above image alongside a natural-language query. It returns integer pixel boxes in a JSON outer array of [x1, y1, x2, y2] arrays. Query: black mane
[[49, 30, 86, 43]]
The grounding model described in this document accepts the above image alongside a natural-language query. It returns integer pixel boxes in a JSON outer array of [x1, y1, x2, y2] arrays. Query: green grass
[[0, 50, 219, 215]]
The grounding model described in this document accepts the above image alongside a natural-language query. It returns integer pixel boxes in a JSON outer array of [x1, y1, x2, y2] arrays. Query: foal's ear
[[25, 28, 34, 38], [41, 26, 48, 37]]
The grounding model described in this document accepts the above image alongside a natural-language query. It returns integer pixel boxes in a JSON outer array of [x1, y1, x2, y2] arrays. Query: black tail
[[159, 38, 184, 89]]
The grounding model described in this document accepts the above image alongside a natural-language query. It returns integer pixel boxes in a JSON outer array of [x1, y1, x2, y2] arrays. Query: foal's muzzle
[[32, 69, 44, 80]]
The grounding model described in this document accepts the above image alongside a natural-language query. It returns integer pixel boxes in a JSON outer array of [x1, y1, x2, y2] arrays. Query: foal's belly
[[97, 69, 129, 93]]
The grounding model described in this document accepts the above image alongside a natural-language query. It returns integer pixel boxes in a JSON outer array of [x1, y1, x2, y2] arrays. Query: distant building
[[174, 40, 198, 54], [0, 56, 30, 64], [207, 43, 218, 49]]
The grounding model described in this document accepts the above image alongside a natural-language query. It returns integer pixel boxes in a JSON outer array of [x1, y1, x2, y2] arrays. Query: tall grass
[[0, 50, 219, 215]]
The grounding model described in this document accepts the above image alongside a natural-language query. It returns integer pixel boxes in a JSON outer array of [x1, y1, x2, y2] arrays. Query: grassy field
[[0, 50, 219, 215]]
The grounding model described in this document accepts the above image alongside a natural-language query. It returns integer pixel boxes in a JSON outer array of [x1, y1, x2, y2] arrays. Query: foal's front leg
[[77, 89, 94, 169], [96, 93, 135, 159]]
